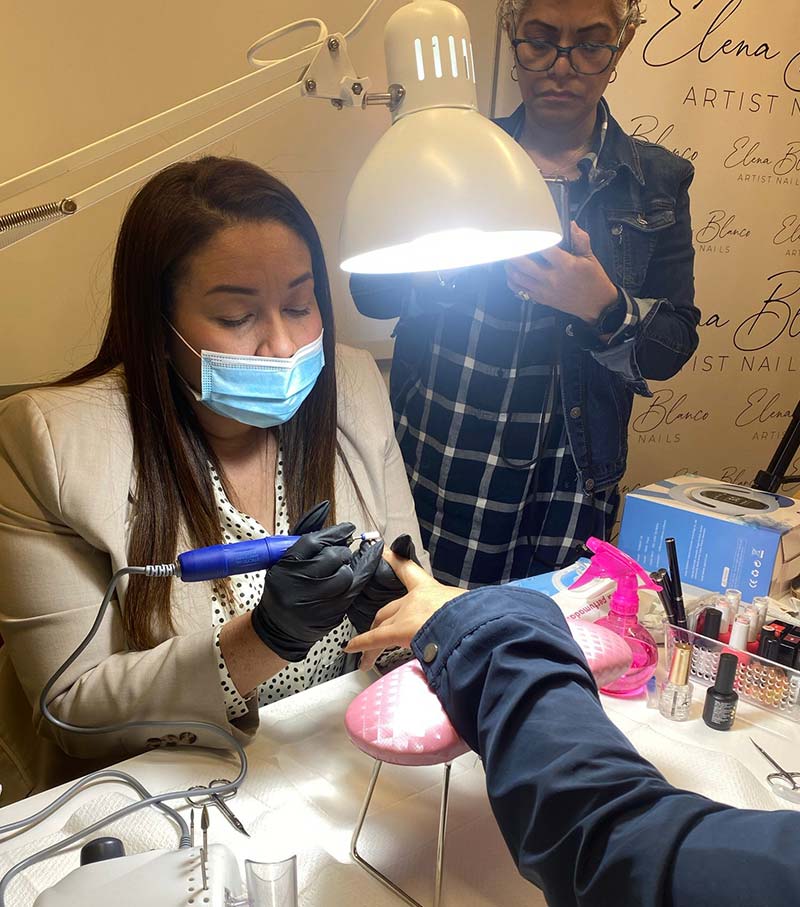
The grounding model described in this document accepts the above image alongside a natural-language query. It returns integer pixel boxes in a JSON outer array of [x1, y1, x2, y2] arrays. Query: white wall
[[0, 0, 499, 386]]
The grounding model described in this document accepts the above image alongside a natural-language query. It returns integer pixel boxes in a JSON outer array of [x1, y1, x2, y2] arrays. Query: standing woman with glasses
[[351, 0, 700, 587]]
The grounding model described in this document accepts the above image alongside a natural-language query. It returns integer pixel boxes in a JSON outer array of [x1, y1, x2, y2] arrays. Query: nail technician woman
[[0, 157, 426, 806], [351, 0, 700, 588], [346, 556, 800, 907]]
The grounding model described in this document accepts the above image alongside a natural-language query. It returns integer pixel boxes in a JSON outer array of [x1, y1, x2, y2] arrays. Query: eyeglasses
[[511, 9, 637, 76], [511, 38, 621, 75]]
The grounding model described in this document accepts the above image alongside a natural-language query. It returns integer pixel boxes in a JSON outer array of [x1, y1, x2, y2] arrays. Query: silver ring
[[517, 290, 531, 302]]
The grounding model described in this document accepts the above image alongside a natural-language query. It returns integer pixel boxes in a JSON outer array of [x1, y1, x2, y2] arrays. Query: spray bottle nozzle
[[570, 537, 661, 617]]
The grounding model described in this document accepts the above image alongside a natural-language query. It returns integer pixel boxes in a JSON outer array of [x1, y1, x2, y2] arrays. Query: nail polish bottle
[[713, 595, 731, 634], [765, 636, 783, 663], [725, 588, 742, 613], [777, 639, 799, 668], [752, 596, 769, 635], [702, 607, 722, 641], [758, 625, 777, 658], [692, 607, 721, 680], [729, 614, 751, 653], [744, 606, 760, 643], [703, 652, 739, 731], [659, 642, 693, 722]]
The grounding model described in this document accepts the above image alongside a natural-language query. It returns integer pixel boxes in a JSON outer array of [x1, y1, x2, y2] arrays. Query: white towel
[[627, 725, 789, 811], [0, 793, 178, 907]]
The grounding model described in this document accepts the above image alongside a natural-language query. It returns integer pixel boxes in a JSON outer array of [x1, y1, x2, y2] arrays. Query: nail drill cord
[[0, 566, 247, 907], [0, 527, 381, 904]]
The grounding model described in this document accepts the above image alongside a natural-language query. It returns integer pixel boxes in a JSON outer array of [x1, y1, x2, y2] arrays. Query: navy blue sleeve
[[349, 273, 411, 320], [411, 587, 800, 907], [349, 271, 473, 320]]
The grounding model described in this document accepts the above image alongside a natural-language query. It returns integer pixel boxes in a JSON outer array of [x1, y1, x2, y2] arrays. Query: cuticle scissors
[[751, 738, 800, 804], [186, 778, 250, 836]]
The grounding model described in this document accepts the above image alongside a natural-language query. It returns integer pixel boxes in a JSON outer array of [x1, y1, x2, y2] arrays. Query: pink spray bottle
[[569, 537, 662, 696]]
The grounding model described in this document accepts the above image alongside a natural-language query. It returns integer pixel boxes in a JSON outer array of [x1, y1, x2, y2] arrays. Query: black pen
[[659, 568, 676, 611], [650, 569, 675, 624], [665, 538, 688, 630]]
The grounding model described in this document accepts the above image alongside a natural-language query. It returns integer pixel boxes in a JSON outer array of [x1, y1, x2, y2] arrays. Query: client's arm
[[346, 558, 800, 907]]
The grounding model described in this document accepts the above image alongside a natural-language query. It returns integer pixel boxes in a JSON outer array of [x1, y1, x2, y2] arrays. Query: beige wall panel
[[493, 0, 800, 498], [0, 0, 498, 385]]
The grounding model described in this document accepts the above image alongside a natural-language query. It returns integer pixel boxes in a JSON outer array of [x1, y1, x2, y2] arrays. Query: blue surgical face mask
[[168, 324, 325, 429]]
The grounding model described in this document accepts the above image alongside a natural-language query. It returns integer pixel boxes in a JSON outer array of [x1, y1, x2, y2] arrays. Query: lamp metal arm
[[0, 2, 393, 250]]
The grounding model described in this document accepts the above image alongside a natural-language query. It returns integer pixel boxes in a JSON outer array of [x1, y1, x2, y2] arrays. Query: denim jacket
[[350, 101, 700, 492]]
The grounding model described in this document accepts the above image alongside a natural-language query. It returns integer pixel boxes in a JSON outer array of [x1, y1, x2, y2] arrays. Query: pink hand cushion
[[344, 620, 632, 765], [345, 660, 470, 765], [568, 619, 633, 690]]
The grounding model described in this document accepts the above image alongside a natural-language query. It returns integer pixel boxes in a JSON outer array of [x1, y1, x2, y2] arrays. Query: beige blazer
[[0, 345, 428, 805]]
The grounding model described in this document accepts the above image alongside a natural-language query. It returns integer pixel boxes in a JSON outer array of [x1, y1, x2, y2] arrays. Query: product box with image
[[618, 475, 800, 601], [510, 558, 616, 622]]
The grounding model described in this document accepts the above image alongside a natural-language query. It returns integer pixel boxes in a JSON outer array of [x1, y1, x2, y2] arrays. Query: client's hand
[[251, 523, 382, 662], [344, 550, 464, 671], [346, 534, 422, 635]]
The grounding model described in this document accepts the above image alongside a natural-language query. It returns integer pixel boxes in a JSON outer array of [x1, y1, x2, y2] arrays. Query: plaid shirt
[[391, 105, 625, 587]]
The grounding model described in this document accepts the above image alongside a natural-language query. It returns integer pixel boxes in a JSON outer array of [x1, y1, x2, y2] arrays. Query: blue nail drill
[[176, 532, 381, 582]]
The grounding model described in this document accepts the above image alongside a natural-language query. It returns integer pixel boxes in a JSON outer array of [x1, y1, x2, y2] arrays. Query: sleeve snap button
[[422, 643, 439, 664]]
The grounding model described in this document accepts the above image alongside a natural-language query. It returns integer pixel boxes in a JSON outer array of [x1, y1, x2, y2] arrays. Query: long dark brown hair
[[60, 157, 338, 649]]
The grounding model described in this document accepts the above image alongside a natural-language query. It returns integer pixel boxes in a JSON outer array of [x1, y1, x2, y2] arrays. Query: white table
[[0, 669, 798, 907]]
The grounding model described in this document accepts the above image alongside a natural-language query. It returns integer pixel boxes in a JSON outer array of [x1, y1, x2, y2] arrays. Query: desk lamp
[[0, 0, 562, 271]]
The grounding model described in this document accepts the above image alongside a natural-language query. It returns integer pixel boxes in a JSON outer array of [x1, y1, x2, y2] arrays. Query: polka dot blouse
[[211, 454, 354, 720]]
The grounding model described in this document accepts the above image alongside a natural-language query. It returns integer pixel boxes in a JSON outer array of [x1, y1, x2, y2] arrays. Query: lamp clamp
[[300, 33, 373, 108]]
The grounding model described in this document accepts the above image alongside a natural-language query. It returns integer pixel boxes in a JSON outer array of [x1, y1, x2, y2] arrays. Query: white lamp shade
[[383, 0, 480, 119], [340, 106, 563, 274]]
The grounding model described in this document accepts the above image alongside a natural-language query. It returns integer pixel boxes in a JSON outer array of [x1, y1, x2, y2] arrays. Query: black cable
[[494, 301, 565, 574], [499, 301, 559, 472]]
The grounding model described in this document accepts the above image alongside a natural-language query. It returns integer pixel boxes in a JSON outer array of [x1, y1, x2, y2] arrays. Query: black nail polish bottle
[[701, 607, 721, 641], [702, 652, 739, 731]]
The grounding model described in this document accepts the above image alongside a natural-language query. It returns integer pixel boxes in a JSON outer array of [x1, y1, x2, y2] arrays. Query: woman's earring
[[609, 68, 618, 83], [511, 63, 519, 82]]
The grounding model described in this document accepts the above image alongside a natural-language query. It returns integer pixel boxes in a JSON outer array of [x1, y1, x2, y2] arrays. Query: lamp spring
[[0, 198, 77, 234]]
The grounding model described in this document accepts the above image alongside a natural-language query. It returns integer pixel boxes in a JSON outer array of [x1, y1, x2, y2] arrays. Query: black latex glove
[[289, 500, 330, 535], [346, 534, 421, 635], [251, 522, 382, 661]]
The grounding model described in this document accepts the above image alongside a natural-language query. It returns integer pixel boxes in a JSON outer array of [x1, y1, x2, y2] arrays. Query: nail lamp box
[[618, 475, 800, 600], [510, 559, 616, 622]]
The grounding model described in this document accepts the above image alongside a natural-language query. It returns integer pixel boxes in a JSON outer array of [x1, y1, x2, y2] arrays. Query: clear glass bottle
[[659, 641, 693, 721]]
